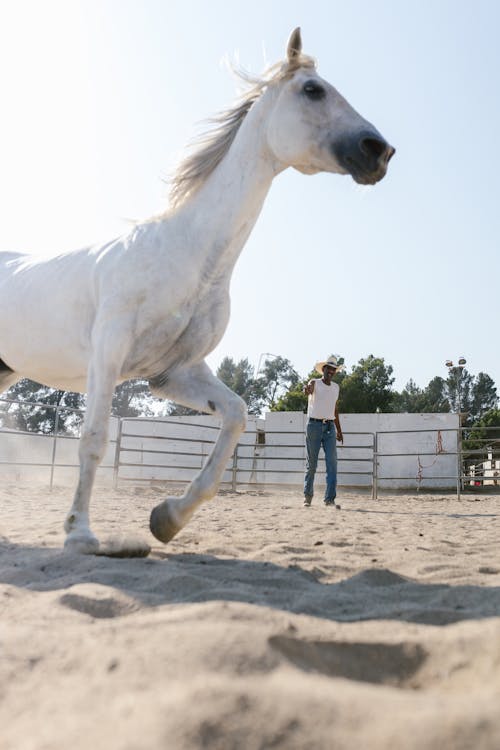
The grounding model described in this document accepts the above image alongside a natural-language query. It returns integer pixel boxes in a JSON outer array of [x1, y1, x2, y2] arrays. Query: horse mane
[[169, 53, 316, 208]]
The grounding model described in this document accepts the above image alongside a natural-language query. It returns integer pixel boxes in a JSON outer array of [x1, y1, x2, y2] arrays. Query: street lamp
[[255, 352, 280, 378], [445, 356, 467, 414], [446, 357, 468, 494]]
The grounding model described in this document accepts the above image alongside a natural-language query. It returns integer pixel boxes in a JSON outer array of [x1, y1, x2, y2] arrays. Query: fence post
[[231, 443, 239, 492], [113, 419, 123, 489], [372, 432, 378, 500], [457, 425, 462, 501], [49, 404, 60, 491]]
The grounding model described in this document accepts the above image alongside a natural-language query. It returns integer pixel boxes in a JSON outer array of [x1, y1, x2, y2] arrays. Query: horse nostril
[[360, 136, 388, 160]]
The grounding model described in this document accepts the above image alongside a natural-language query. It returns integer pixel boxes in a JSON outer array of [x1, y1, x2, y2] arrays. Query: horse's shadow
[[1, 540, 500, 626]]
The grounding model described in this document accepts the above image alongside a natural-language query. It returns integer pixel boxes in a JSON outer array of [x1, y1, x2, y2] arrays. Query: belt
[[309, 418, 334, 424]]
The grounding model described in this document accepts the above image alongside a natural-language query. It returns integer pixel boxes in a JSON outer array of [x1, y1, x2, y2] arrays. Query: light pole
[[446, 356, 467, 496], [255, 352, 280, 378], [445, 357, 467, 415]]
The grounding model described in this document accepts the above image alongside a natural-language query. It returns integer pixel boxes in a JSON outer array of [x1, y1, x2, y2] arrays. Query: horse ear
[[286, 27, 302, 62]]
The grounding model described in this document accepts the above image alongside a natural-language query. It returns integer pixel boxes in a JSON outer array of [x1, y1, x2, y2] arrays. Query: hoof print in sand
[[59, 592, 139, 619], [269, 635, 427, 688]]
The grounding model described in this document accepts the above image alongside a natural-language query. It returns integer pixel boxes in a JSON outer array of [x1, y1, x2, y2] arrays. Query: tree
[[469, 372, 498, 423], [441, 368, 498, 424], [273, 378, 308, 412], [338, 355, 395, 413], [274, 355, 396, 414], [259, 356, 299, 411], [112, 379, 160, 418], [393, 376, 450, 413], [216, 357, 263, 415], [391, 378, 425, 413], [422, 376, 450, 412], [166, 401, 207, 417], [389, 370, 497, 420], [273, 364, 350, 413], [0, 379, 86, 434], [463, 407, 500, 468], [213, 355, 301, 415], [166, 356, 265, 417], [0, 377, 165, 434], [445, 367, 473, 416]]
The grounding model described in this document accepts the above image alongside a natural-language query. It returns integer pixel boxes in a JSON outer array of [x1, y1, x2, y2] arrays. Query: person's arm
[[303, 379, 316, 396], [334, 401, 343, 443]]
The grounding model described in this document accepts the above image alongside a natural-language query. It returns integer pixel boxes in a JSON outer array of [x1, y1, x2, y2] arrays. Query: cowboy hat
[[315, 355, 344, 375]]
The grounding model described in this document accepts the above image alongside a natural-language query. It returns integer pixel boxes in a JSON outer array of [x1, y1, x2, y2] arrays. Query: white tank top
[[308, 378, 339, 419]]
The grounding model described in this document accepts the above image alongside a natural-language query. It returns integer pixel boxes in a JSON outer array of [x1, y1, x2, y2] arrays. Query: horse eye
[[303, 81, 326, 100]]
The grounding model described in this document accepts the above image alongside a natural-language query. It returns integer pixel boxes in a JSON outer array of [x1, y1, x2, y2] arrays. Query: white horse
[[0, 28, 394, 553]]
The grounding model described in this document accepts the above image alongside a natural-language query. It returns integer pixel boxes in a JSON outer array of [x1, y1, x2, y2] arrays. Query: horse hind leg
[[149, 361, 247, 544]]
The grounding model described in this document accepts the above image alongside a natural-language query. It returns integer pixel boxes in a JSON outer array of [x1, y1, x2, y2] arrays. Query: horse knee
[[79, 427, 108, 463]]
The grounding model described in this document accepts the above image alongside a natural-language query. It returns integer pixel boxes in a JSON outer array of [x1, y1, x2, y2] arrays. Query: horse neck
[[172, 87, 283, 270]]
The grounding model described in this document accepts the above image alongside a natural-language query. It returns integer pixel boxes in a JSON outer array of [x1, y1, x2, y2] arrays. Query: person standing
[[303, 355, 343, 507]]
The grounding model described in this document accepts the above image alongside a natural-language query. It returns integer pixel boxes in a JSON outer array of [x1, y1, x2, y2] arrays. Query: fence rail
[[374, 426, 500, 498], [0, 397, 116, 488]]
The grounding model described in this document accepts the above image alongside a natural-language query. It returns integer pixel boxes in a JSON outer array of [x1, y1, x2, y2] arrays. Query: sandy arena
[[1, 483, 500, 749]]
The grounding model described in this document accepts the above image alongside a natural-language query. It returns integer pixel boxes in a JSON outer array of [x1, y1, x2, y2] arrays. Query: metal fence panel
[[4, 402, 492, 498]]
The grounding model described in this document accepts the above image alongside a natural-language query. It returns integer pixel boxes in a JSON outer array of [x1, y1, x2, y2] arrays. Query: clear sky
[[0, 0, 499, 391]]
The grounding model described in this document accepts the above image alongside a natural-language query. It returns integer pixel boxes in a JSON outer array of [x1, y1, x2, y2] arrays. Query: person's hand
[[303, 381, 314, 396], [336, 431, 343, 444]]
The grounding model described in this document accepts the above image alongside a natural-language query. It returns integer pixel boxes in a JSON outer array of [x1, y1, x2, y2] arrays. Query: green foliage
[[273, 366, 347, 413], [391, 378, 425, 413], [437, 368, 498, 424], [273, 358, 397, 415], [423, 376, 451, 412], [471, 407, 500, 433], [445, 367, 473, 416], [213, 355, 300, 415], [393, 376, 450, 414], [112, 379, 160, 418], [168, 356, 266, 418], [272, 379, 308, 412], [258, 356, 299, 410], [469, 372, 498, 423], [0, 378, 162, 433], [166, 402, 203, 417], [337, 355, 395, 413], [462, 408, 500, 469], [0, 380, 85, 434], [216, 356, 263, 415]]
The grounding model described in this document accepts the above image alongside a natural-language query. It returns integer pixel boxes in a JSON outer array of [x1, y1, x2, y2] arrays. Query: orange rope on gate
[[416, 430, 444, 487]]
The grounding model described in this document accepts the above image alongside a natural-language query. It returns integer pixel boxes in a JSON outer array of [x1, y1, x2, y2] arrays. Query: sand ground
[[1, 483, 500, 749]]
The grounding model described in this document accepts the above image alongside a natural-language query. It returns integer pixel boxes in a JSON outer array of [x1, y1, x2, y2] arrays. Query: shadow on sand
[[1, 540, 500, 626]]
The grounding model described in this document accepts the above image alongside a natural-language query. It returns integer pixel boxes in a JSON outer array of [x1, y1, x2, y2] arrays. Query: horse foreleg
[[64, 353, 122, 554], [149, 362, 247, 544]]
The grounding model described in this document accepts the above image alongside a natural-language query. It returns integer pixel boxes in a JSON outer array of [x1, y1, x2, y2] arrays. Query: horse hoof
[[150, 501, 182, 544], [64, 531, 100, 555]]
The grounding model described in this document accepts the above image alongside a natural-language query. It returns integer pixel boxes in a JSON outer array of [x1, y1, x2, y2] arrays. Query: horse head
[[266, 28, 395, 184]]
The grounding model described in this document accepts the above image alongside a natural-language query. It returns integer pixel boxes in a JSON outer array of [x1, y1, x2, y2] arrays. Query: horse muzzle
[[333, 130, 395, 185]]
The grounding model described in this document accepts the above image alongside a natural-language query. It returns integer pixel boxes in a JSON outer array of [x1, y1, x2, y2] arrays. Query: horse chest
[[171, 288, 230, 352], [125, 285, 229, 376]]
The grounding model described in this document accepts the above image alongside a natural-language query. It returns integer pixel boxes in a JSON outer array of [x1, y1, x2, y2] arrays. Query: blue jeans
[[304, 420, 337, 501]]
